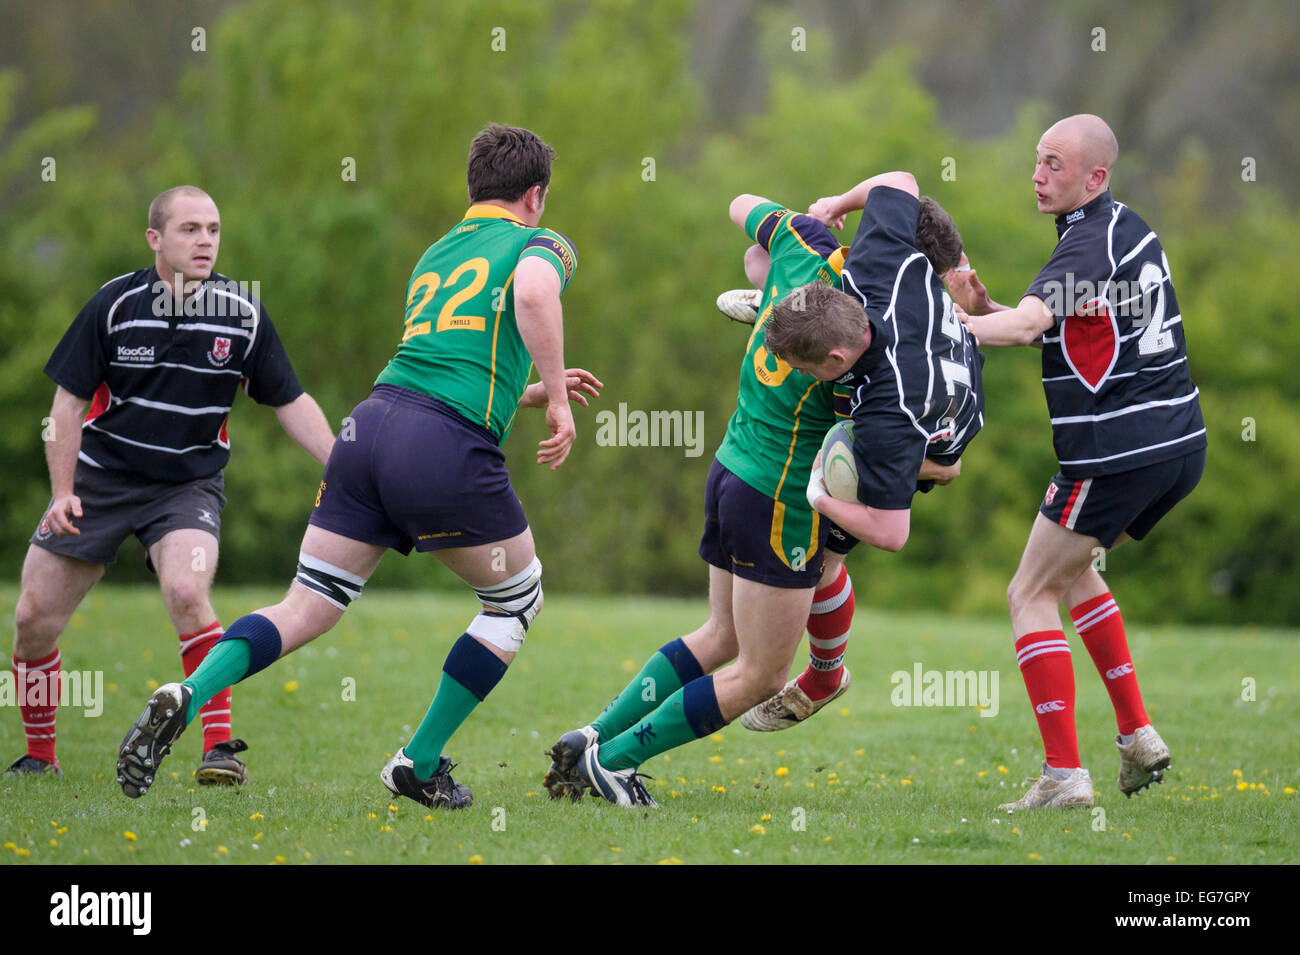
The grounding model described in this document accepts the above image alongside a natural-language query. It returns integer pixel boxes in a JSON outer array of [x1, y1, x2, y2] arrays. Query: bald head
[[148, 185, 214, 233], [1048, 114, 1118, 170], [1033, 115, 1118, 216]]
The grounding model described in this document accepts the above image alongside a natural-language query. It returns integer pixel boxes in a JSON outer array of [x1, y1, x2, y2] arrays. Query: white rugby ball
[[819, 420, 859, 503]]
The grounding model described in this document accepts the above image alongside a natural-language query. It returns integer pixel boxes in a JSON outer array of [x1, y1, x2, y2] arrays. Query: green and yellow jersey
[[375, 204, 577, 442], [714, 201, 847, 568]]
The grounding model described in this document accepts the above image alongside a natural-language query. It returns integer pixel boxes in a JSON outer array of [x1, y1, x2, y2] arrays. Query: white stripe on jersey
[[1043, 356, 1187, 383], [104, 283, 150, 335], [1059, 428, 1206, 468], [209, 289, 261, 349], [97, 271, 135, 290], [83, 421, 223, 455], [1050, 388, 1199, 425], [174, 320, 253, 339], [110, 360, 243, 376], [1116, 230, 1158, 268], [1064, 478, 1092, 530], [117, 395, 233, 416], [77, 450, 105, 468], [110, 319, 171, 333], [879, 252, 937, 442]]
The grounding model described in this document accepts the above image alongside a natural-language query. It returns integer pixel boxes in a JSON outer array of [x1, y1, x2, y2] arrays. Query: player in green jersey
[[117, 124, 601, 809], [542, 189, 854, 806]]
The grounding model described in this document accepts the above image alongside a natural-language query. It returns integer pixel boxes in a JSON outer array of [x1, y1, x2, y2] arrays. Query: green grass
[[1, 585, 1296, 865]]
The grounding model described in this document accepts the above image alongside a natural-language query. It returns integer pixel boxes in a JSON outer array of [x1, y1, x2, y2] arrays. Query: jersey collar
[[1055, 190, 1113, 236], [463, 203, 527, 225]]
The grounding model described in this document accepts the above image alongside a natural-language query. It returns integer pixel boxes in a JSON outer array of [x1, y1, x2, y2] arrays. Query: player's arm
[[808, 171, 918, 228], [810, 477, 911, 552], [274, 392, 335, 466], [959, 295, 1054, 347], [919, 456, 961, 485], [514, 256, 576, 469], [44, 386, 90, 536]]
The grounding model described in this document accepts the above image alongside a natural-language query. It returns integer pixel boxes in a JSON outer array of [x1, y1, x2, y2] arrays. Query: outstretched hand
[[520, 368, 604, 409]]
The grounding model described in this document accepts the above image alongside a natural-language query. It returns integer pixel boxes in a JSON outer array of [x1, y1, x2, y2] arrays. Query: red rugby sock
[[1071, 592, 1149, 735], [796, 564, 854, 701], [1014, 630, 1080, 768], [14, 649, 61, 765], [179, 621, 232, 752]]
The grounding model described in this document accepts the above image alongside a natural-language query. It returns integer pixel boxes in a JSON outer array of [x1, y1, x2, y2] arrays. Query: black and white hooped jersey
[[44, 267, 304, 483], [838, 187, 985, 509], [1026, 191, 1205, 479]]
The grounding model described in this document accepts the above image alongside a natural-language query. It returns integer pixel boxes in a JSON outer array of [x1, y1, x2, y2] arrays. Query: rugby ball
[[819, 420, 860, 503]]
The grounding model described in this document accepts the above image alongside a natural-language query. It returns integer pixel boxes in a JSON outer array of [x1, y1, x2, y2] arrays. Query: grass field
[[1, 585, 1296, 866]]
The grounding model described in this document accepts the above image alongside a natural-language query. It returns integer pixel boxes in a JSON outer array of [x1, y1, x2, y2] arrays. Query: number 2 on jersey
[[403, 257, 490, 341]]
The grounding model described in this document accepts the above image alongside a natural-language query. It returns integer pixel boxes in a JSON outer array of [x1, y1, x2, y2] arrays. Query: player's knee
[[161, 577, 209, 619], [466, 557, 543, 655], [14, 591, 62, 652]]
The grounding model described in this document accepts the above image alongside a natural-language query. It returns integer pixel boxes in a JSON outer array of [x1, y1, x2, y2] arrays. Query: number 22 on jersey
[[403, 257, 490, 341]]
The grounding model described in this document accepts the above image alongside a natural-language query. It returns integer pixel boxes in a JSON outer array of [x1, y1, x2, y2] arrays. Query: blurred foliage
[[1, 0, 1296, 624]]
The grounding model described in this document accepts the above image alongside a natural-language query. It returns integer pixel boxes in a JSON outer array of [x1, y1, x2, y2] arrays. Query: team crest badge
[[208, 336, 233, 367], [1060, 298, 1118, 393], [1044, 482, 1058, 506]]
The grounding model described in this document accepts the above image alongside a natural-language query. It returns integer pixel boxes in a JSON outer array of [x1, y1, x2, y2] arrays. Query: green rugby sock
[[405, 634, 510, 777], [591, 638, 704, 740], [182, 640, 249, 723], [404, 676, 482, 778]]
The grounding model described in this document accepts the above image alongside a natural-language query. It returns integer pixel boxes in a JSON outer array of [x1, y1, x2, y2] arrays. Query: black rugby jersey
[[1026, 191, 1205, 478], [44, 268, 303, 483], [838, 187, 985, 509]]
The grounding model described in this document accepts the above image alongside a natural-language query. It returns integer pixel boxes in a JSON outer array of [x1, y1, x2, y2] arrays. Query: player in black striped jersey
[[954, 114, 1204, 809], [7, 186, 334, 785], [764, 171, 984, 553]]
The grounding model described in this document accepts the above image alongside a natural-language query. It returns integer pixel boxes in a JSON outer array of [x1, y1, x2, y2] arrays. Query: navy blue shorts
[[1039, 448, 1206, 549], [309, 385, 528, 555], [698, 459, 826, 589]]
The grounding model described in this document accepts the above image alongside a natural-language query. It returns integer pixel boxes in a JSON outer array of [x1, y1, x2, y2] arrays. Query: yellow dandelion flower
[[250, 812, 264, 820], [775, 767, 789, 777], [657, 857, 683, 865], [283, 680, 299, 693], [1232, 769, 1242, 778], [16, 848, 29, 857], [899, 778, 912, 786], [670, 791, 681, 797], [468, 854, 483, 865], [977, 770, 987, 777], [50, 839, 58, 848], [218, 845, 229, 855], [1122, 833, 1132, 840], [57, 827, 67, 836], [855, 749, 865, 756], [1285, 787, 1296, 795], [388, 804, 399, 812], [750, 824, 766, 835], [997, 765, 1009, 775], [712, 785, 726, 793], [823, 836, 832, 843], [708, 755, 723, 763], [146, 679, 159, 690], [1027, 852, 1042, 860], [1236, 781, 1248, 791], [2, 842, 15, 851], [368, 812, 378, 819], [275, 855, 286, 863], [954, 758, 965, 765], [1011, 827, 1019, 835], [839, 707, 849, 716], [123, 831, 137, 842], [760, 813, 772, 822], [425, 815, 433, 821]]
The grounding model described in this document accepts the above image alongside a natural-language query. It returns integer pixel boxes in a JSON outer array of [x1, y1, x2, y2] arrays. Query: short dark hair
[[467, 124, 556, 203], [764, 283, 868, 365], [914, 196, 963, 275], [148, 185, 213, 233]]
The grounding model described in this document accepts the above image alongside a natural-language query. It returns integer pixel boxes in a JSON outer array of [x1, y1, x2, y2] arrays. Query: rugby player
[[114, 125, 599, 809], [8, 186, 334, 784], [952, 114, 1205, 809]]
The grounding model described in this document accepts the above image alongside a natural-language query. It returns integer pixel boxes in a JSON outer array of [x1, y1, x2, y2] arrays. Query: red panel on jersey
[[1061, 302, 1118, 392], [84, 382, 111, 423]]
